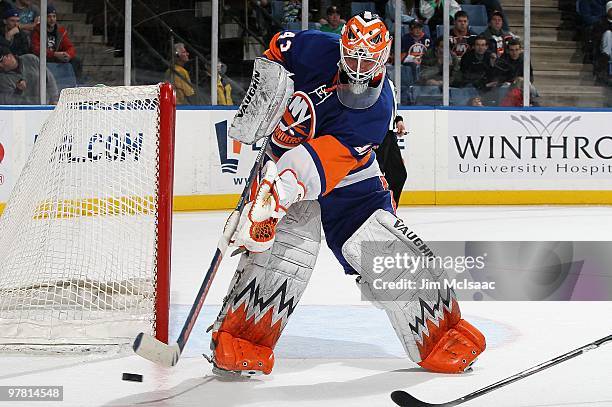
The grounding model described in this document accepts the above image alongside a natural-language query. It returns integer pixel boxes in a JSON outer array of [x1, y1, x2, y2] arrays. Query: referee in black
[[375, 115, 407, 207]]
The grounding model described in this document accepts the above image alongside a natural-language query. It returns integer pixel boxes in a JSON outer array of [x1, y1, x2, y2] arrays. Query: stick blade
[[133, 332, 181, 367], [391, 390, 440, 407]]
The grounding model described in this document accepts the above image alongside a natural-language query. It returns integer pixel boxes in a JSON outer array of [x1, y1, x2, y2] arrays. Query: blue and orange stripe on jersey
[[301, 135, 372, 196]]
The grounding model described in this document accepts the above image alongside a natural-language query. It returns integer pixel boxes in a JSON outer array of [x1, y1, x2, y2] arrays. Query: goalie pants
[[319, 175, 396, 275]]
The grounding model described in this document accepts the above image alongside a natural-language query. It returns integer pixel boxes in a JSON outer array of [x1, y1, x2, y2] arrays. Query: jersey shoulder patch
[[272, 91, 316, 150]]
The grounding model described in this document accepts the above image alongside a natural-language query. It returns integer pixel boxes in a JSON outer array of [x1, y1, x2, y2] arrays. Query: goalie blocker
[[229, 57, 294, 145], [342, 210, 486, 373]]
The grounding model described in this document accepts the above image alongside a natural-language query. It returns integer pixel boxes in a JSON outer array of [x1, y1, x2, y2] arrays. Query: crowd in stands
[[0, 1, 80, 104], [261, 0, 536, 105], [418, 36, 460, 86], [164, 42, 234, 106], [386, 1, 534, 105]]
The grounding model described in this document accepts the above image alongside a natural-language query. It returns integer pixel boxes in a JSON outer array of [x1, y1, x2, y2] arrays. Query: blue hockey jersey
[[263, 30, 395, 197]]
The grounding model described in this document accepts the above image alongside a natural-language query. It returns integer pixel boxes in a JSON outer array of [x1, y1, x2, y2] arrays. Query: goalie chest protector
[[265, 30, 395, 158]]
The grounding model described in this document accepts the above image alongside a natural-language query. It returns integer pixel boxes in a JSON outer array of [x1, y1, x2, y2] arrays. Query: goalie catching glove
[[231, 161, 305, 252]]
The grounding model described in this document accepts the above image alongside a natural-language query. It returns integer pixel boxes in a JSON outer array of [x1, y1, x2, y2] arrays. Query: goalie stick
[[391, 334, 612, 407], [133, 136, 271, 367]]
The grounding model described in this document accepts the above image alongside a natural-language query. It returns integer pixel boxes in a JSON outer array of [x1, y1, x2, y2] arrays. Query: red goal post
[[156, 82, 175, 344]]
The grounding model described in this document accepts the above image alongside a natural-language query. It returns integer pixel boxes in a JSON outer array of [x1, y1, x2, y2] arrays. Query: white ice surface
[[1, 206, 611, 407]]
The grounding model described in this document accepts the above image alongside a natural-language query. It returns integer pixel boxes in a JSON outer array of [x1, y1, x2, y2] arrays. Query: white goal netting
[[0, 85, 171, 350]]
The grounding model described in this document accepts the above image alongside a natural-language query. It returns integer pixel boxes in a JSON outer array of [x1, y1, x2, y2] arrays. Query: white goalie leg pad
[[341, 210, 461, 364], [212, 200, 321, 350], [229, 57, 294, 144]]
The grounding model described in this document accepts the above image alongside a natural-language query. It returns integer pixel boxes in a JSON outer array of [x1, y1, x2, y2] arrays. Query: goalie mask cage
[[0, 83, 175, 351]]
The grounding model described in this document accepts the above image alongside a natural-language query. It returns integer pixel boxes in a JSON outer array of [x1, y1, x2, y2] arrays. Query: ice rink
[[1, 206, 612, 407]]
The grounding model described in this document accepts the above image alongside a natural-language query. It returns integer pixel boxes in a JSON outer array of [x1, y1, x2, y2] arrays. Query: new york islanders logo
[[407, 42, 428, 64], [453, 41, 470, 58], [272, 91, 316, 149]]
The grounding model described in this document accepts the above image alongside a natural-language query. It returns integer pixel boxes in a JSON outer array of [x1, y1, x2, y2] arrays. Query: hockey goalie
[[210, 11, 486, 377]]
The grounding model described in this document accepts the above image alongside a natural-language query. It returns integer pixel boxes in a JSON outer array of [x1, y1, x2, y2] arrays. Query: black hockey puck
[[122, 373, 143, 382]]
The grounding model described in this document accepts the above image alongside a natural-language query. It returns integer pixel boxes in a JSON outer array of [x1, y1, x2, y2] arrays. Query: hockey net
[[0, 84, 175, 352]]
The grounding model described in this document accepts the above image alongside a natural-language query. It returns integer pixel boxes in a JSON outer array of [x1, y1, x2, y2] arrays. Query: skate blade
[[212, 365, 262, 378], [204, 353, 263, 378]]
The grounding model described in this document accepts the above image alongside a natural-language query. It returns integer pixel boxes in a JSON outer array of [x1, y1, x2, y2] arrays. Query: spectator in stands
[[416, 0, 461, 37], [490, 38, 539, 102], [384, 0, 416, 32], [602, 8, 612, 62], [499, 76, 525, 106], [0, 0, 14, 21], [166, 43, 196, 104], [1, 8, 30, 56], [418, 36, 461, 86], [32, 5, 82, 80], [401, 20, 431, 65], [470, 0, 509, 31], [216, 61, 233, 105], [593, 1, 612, 82], [0, 46, 58, 104], [14, 0, 39, 33], [579, 0, 608, 27], [578, 0, 607, 63], [468, 96, 484, 106], [282, 0, 301, 25], [495, 38, 533, 84], [251, 0, 274, 41], [449, 10, 477, 60], [459, 34, 497, 89], [319, 6, 344, 34], [482, 10, 515, 57]]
